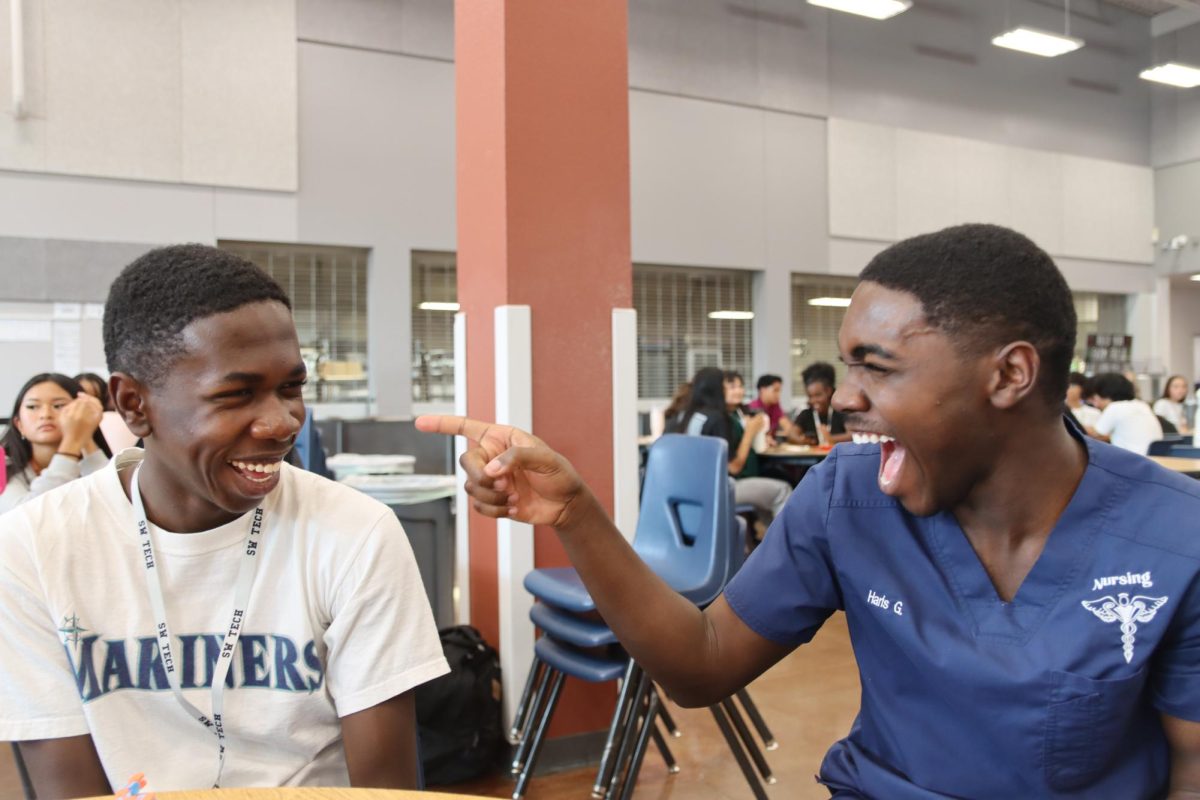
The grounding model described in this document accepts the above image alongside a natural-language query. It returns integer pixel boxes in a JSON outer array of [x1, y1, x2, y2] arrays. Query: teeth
[[851, 433, 896, 445], [230, 460, 282, 475]]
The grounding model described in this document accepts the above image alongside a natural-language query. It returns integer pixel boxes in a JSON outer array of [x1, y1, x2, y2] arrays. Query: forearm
[[554, 492, 728, 704], [19, 737, 111, 800], [26, 455, 83, 498]]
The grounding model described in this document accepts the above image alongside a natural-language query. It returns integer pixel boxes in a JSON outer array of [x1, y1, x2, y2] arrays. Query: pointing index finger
[[415, 415, 496, 443]]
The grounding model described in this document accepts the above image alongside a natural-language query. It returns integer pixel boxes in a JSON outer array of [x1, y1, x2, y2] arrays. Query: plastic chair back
[[633, 434, 732, 606], [1169, 445, 1200, 459], [1148, 439, 1178, 457]]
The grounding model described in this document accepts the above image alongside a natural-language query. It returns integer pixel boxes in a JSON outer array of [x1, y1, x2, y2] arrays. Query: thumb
[[485, 444, 561, 478]]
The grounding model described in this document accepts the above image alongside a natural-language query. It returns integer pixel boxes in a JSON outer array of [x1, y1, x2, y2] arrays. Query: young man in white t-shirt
[[1085, 371, 1164, 456], [0, 245, 449, 796]]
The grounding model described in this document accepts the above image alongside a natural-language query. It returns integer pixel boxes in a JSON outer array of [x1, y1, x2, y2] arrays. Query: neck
[[30, 442, 56, 471], [953, 417, 1087, 546], [121, 454, 242, 533]]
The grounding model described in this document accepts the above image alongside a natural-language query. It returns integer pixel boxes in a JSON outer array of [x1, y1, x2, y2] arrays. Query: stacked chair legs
[[508, 602, 778, 799]]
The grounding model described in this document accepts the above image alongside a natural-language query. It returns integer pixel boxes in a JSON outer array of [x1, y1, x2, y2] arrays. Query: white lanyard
[[815, 407, 828, 446], [131, 464, 265, 788]]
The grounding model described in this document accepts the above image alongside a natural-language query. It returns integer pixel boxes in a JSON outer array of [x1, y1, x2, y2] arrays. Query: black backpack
[[416, 625, 504, 785]]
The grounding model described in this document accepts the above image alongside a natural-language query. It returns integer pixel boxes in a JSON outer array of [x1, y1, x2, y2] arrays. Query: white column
[[453, 311, 470, 625], [494, 305, 534, 732], [612, 308, 638, 543]]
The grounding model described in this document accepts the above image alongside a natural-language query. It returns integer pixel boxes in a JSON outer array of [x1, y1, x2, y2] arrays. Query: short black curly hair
[[859, 224, 1076, 407], [104, 244, 291, 385]]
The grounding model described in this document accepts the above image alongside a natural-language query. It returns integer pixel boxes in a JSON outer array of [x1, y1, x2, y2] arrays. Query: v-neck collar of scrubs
[[923, 422, 1118, 643]]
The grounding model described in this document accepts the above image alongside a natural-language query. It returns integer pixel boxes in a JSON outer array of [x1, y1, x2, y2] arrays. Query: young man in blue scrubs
[[419, 224, 1200, 799]]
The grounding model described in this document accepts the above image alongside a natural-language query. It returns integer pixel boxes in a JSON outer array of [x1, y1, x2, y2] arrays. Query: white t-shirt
[[0, 450, 448, 790], [1152, 398, 1186, 431], [1069, 403, 1102, 431], [1094, 400, 1164, 456]]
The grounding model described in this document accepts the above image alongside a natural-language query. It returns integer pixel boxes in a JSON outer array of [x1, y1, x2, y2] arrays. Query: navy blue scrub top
[[724, 421, 1200, 799]]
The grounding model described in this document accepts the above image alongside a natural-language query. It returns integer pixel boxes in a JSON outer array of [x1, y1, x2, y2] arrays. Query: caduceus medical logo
[[1081, 593, 1169, 664]]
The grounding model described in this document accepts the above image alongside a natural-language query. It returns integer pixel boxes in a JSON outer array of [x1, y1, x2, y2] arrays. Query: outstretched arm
[[1165, 713, 1200, 799], [415, 416, 792, 706]]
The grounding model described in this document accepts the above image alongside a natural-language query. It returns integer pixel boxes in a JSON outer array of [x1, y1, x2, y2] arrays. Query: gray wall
[[0, 0, 1173, 414]]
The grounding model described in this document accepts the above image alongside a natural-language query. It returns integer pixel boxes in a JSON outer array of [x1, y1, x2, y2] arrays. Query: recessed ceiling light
[[806, 0, 912, 21], [1140, 62, 1200, 89], [992, 26, 1084, 58], [708, 310, 755, 320], [1190, 274, 1200, 282], [807, 297, 853, 308], [417, 302, 460, 311]]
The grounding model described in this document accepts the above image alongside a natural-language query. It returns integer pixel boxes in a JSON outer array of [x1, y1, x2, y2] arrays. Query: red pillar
[[456, 1, 632, 738]]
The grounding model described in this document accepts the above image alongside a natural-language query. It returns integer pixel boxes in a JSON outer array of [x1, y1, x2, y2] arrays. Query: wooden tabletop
[[1151, 455, 1200, 475], [760, 443, 831, 457], [87, 789, 488, 800]]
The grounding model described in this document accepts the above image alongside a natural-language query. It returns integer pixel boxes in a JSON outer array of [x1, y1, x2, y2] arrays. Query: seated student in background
[[789, 361, 852, 446], [747, 373, 793, 441], [1154, 374, 1192, 436], [419, 223, 1200, 800], [1085, 372, 1163, 456], [76, 370, 140, 452], [0, 245, 448, 795], [0, 373, 110, 515], [672, 367, 790, 529], [1065, 371, 1101, 430]]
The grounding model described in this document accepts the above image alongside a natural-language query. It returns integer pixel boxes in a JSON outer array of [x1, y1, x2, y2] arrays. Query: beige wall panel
[[43, 0, 181, 181], [894, 127, 954, 239], [0, 0, 48, 170], [1005, 147, 1063, 256], [629, 90, 766, 268], [1063, 155, 1153, 265], [828, 118, 895, 242], [954, 138, 1008, 229], [181, 0, 297, 190]]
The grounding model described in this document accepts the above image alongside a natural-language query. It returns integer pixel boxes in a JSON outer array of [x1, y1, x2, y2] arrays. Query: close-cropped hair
[[103, 244, 291, 386], [802, 361, 837, 389], [1068, 372, 1088, 390], [1089, 372, 1136, 403], [756, 374, 782, 391], [859, 223, 1076, 407]]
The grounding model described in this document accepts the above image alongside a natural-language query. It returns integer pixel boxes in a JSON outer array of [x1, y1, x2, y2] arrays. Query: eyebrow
[[845, 344, 900, 362], [220, 363, 308, 383]]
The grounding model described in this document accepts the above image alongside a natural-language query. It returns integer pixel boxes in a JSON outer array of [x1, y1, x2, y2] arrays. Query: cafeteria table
[[86, 789, 488, 800], [1151, 455, 1200, 478]]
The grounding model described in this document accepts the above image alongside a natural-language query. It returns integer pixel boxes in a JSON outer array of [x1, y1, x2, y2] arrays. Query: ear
[[987, 341, 1040, 410], [110, 372, 153, 438]]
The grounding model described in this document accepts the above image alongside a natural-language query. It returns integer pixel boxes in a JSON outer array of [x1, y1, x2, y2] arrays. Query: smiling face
[[137, 301, 306, 528], [805, 381, 833, 416], [14, 381, 72, 447], [833, 281, 996, 517]]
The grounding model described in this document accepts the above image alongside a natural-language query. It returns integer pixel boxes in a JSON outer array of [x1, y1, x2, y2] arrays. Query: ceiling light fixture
[[1191, 274, 1200, 282], [807, 297, 853, 308], [992, 26, 1083, 57], [993, 0, 1082, 58], [417, 302, 460, 312], [708, 310, 756, 320], [1140, 62, 1200, 89], [806, 0, 911, 21]]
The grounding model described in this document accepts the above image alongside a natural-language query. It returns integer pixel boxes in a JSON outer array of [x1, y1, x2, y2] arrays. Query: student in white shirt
[[1085, 372, 1163, 456], [1065, 371, 1101, 430], [0, 373, 110, 515], [0, 245, 447, 795], [1153, 374, 1192, 436]]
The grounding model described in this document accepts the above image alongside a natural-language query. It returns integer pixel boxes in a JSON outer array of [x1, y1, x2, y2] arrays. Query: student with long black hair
[[674, 366, 790, 528], [0, 373, 110, 514]]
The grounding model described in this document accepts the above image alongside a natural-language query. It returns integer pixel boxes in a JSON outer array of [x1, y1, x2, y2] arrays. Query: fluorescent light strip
[[806, 0, 911, 21], [1140, 62, 1200, 89], [992, 26, 1083, 58], [708, 310, 755, 320], [1191, 274, 1200, 282], [808, 297, 853, 308], [418, 301, 460, 312]]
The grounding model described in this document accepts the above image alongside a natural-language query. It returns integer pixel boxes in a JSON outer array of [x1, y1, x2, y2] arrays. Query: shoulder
[[273, 464, 395, 531], [783, 443, 895, 515], [1086, 439, 1200, 558]]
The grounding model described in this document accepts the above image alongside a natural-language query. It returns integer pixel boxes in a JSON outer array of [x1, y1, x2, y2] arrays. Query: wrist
[[555, 488, 604, 535], [55, 449, 82, 461]]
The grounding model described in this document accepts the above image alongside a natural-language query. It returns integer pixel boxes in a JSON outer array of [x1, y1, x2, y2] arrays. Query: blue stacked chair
[[508, 434, 777, 800]]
